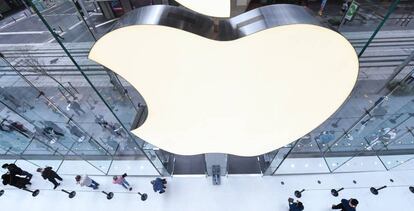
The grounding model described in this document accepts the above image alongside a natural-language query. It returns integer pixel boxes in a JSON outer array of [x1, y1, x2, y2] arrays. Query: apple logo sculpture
[[89, 4, 359, 156]]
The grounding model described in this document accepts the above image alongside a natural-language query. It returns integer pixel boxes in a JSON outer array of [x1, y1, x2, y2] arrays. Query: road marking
[[95, 19, 118, 28], [68, 20, 83, 30], [46, 36, 58, 43], [41, 4, 59, 14], [90, 12, 103, 16], [61, 6, 75, 14], [46, 20, 84, 43], [0, 16, 27, 29], [0, 31, 49, 35]]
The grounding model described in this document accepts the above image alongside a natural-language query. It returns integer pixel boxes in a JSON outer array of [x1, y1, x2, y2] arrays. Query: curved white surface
[[89, 24, 359, 156], [175, 0, 230, 17]]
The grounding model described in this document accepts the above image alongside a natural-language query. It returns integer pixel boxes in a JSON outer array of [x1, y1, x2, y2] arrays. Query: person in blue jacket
[[288, 198, 304, 211], [151, 178, 167, 194], [332, 198, 359, 211]]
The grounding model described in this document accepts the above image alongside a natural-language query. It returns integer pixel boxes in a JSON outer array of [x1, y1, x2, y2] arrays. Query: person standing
[[112, 173, 132, 191], [66, 124, 85, 142], [67, 101, 86, 116], [2, 163, 32, 180], [289, 198, 304, 211], [75, 174, 100, 190], [151, 177, 167, 194], [37, 167, 63, 189], [1, 173, 32, 189], [332, 198, 359, 211]]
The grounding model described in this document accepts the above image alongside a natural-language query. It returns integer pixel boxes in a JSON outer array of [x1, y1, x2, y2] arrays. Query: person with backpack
[[151, 177, 167, 194]]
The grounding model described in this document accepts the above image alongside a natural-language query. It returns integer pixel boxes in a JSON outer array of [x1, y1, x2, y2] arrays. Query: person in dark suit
[[37, 167, 63, 189], [151, 178, 167, 194], [332, 198, 359, 211], [1, 173, 31, 189], [2, 163, 32, 180], [288, 198, 304, 211]]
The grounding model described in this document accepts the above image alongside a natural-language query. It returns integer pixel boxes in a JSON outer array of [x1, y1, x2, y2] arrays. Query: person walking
[[37, 167, 63, 189], [66, 124, 85, 142], [52, 28, 65, 40], [288, 198, 304, 211], [67, 101, 86, 116], [75, 174, 100, 190], [112, 173, 132, 191], [151, 177, 167, 194], [1, 173, 32, 189], [2, 163, 32, 180], [332, 198, 359, 211]]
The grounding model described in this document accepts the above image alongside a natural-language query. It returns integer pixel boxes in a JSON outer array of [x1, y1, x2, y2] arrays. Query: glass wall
[[0, 0, 170, 176], [261, 0, 414, 175]]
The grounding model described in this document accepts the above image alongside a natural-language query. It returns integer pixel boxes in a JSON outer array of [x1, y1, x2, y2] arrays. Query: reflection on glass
[[263, 147, 291, 175]]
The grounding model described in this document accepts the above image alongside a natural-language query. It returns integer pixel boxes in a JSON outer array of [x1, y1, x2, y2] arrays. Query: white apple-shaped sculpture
[[89, 6, 358, 156]]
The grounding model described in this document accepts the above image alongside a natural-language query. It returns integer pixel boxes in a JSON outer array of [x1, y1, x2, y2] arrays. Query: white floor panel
[[380, 155, 414, 170], [332, 156, 386, 172], [392, 157, 414, 171], [57, 160, 108, 175], [275, 158, 330, 174], [107, 160, 159, 176]]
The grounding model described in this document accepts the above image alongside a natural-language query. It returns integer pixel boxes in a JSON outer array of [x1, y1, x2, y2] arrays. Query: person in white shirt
[[75, 174, 100, 190]]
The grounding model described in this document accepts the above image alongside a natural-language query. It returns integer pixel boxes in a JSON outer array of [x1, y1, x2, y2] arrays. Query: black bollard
[[370, 186, 387, 195], [294, 189, 305, 198], [102, 191, 114, 200], [409, 186, 414, 193], [0, 190, 4, 197], [138, 192, 148, 201], [23, 188, 40, 197], [61, 189, 76, 199], [331, 188, 344, 197]]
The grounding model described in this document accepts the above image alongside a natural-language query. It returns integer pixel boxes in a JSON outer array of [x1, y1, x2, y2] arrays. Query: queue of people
[[1, 163, 168, 195], [2, 162, 364, 210]]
